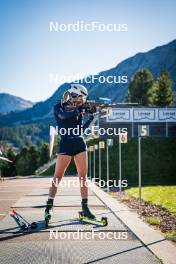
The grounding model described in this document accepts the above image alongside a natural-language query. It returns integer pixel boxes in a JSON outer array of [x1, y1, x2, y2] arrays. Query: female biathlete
[[44, 84, 95, 223]]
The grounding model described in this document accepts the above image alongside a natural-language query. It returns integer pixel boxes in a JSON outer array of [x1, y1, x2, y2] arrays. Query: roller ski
[[44, 199, 53, 227], [79, 206, 108, 226], [9, 209, 37, 231]]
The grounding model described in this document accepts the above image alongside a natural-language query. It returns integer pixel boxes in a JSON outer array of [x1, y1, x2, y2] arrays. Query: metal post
[[99, 147, 101, 182], [89, 151, 91, 180], [166, 121, 168, 137], [106, 143, 109, 192], [138, 136, 142, 217], [132, 108, 134, 137], [119, 141, 122, 194], [132, 121, 134, 137], [97, 107, 100, 128], [165, 107, 168, 138], [93, 148, 95, 180]]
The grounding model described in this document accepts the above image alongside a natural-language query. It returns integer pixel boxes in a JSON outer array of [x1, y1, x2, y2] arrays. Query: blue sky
[[0, 0, 176, 102]]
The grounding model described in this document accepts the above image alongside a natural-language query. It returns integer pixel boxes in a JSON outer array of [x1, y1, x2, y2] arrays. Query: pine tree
[[15, 147, 29, 175], [39, 143, 50, 166], [148, 70, 173, 106], [0, 148, 16, 177], [27, 145, 40, 174], [126, 69, 154, 105]]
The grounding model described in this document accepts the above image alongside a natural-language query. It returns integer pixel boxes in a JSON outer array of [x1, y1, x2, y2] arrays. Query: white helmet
[[68, 84, 88, 98]]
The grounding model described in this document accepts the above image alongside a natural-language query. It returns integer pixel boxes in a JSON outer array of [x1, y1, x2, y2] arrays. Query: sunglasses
[[71, 93, 82, 98]]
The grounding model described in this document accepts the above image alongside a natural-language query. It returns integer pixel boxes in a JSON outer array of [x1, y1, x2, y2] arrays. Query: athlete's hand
[[88, 105, 97, 114], [89, 114, 94, 121]]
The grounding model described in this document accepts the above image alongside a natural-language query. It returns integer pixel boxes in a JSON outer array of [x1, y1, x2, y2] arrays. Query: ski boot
[[79, 210, 108, 226], [44, 199, 53, 227], [79, 202, 108, 226], [82, 206, 95, 219]]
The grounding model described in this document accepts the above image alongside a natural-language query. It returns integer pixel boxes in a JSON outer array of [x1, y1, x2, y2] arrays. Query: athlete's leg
[[74, 151, 88, 198], [74, 151, 95, 219], [45, 155, 71, 216], [49, 154, 72, 198]]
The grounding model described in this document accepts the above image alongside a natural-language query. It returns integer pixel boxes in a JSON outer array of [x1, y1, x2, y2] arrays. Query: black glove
[[83, 103, 96, 114], [89, 105, 96, 114], [89, 114, 94, 121]]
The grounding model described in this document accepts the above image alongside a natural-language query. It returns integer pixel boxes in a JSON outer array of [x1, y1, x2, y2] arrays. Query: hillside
[[0, 93, 34, 114]]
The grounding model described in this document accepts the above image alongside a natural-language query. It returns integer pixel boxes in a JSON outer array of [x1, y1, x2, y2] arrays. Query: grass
[[165, 231, 176, 240], [126, 186, 176, 214], [146, 216, 160, 226]]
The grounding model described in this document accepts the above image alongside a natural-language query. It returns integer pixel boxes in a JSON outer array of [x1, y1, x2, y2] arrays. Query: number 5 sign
[[138, 125, 149, 137]]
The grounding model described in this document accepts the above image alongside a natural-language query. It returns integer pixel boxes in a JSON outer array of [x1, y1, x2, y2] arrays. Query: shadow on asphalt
[[83, 239, 166, 264], [0, 211, 114, 241]]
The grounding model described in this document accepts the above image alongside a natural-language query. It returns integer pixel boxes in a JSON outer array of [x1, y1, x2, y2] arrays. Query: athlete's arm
[[54, 103, 79, 120]]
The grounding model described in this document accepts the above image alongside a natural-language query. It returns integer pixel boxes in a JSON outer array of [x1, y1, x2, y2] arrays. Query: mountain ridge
[[0, 93, 34, 114], [0, 39, 176, 127]]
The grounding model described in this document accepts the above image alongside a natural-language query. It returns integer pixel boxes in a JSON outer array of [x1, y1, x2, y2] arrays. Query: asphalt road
[[0, 176, 160, 264]]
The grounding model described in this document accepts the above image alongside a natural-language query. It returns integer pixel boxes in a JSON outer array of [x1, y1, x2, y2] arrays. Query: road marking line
[[0, 191, 26, 192], [0, 199, 16, 200], [0, 186, 34, 188]]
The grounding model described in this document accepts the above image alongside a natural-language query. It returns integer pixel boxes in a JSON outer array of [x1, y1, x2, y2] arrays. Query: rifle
[[64, 97, 139, 117], [65, 99, 117, 116]]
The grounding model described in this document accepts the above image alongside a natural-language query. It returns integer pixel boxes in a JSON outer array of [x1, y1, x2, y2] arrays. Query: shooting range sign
[[94, 144, 98, 150], [106, 108, 131, 122], [99, 141, 105, 149], [107, 139, 114, 146], [158, 109, 176, 121], [89, 146, 94, 152], [119, 133, 128, 143], [133, 109, 155, 122], [107, 108, 176, 123], [138, 125, 149, 137]]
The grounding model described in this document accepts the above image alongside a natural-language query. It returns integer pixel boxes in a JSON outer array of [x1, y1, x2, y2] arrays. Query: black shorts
[[57, 137, 87, 156]]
